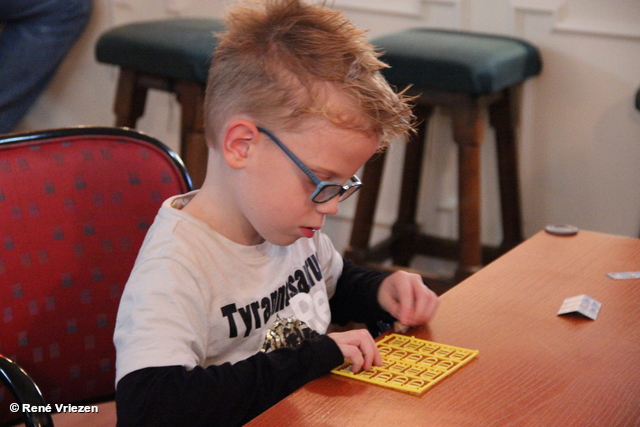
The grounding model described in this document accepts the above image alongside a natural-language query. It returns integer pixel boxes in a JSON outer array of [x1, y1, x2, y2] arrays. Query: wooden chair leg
[[111, 69, 209, 189], [176, 81, 207, 188], [391, 104, 433, 266], [344, 151, 388, 264], [489, 88, 523, 252], [452, 98, 484, 281], [113, 69, 147, 128]]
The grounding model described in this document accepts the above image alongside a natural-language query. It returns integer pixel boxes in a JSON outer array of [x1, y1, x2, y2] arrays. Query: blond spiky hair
[[205, 0, 414, 149]]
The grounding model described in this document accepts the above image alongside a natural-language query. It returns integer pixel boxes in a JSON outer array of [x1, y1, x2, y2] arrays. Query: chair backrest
[[0, 127, 192, 425]]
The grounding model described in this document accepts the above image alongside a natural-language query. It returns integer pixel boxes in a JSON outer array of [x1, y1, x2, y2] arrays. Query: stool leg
[[391, 104, 433, 266], [113, 69, 147, 128], [176, 81, 207, 188], [452, 99, 484, 281], [489, 88, 523, 252], [344, 151, 387, 264]]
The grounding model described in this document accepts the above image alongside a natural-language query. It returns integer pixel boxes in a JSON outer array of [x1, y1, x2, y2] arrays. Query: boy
[[114, 0, 439, 425]]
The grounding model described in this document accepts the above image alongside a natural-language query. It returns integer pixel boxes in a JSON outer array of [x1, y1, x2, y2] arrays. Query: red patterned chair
[[0, 127, 192, 426]]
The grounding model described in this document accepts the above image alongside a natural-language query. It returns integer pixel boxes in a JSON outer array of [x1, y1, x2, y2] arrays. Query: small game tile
[[331, 334, 479, 395]]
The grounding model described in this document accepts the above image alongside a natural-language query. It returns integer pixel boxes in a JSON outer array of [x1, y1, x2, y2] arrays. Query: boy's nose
[[315, 196, 340, 216]]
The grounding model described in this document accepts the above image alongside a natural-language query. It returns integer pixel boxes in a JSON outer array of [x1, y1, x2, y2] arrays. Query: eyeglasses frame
[[257, 126, 362, 203]]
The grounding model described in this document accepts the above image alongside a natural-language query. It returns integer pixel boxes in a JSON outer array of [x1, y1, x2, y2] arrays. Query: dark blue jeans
[[0, 0, 92, 133]]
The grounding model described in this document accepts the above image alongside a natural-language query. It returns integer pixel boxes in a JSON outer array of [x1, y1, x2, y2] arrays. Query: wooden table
[[247, 230, 640, 426]]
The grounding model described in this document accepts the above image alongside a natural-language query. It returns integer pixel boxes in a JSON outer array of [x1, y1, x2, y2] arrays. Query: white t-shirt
[[114, 191, 343, 384]]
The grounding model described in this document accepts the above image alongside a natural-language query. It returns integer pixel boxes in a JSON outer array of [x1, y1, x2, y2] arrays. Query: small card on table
[[557, 294, 601, 320], [606, 271, 640, 280]]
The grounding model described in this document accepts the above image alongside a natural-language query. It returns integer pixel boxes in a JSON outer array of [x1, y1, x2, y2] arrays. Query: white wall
[[12, 0, 640, 253]]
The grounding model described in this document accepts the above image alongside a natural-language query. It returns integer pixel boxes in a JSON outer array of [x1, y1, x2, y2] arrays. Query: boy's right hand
[[328, 329, 382, 373]]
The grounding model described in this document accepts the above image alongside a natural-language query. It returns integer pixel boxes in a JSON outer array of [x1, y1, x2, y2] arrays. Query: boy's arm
[[331, 258, 440, 328], [116, 334, 343, 427], [329, 258, 396, 326]]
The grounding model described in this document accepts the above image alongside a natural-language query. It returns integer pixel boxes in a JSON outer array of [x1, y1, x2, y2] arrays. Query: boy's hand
[[377, 271, 440, 327], [328, 329, 382, 373]]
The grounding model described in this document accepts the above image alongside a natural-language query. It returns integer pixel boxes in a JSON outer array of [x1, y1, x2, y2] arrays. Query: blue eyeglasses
[[257, 127, 362, 203]]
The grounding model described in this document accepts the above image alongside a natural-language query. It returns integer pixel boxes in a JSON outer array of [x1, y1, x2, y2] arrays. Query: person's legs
[[0, 0, 92, 133]]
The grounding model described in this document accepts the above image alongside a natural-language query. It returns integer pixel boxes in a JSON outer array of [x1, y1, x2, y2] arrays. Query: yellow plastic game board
[[331, 334, 479, 395]]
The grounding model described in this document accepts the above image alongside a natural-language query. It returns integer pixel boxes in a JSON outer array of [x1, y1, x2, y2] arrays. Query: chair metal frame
[[0, 355, 52, 427], [0, 126, 192, 189]]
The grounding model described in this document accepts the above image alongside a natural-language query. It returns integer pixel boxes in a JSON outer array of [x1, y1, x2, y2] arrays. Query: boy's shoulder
[[134, 192, 223, 265]]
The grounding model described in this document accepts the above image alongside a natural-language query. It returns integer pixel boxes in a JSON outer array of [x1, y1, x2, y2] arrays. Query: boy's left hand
[[377, 270, 439, 326]]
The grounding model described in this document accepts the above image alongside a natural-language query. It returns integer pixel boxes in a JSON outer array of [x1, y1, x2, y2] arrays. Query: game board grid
[[331, 334, 479, 395]]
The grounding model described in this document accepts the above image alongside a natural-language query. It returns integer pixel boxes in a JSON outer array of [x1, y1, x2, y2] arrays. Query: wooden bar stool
[[95, 18, 225, 188], [345, 29, 542, 287]]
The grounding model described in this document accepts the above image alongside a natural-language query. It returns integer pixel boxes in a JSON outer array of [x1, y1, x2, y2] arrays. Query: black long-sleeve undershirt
[[330, 258, 395, 325], [116, 258, 393, 426]]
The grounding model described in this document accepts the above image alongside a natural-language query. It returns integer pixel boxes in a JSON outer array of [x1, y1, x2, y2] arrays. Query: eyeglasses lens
[[312, 184, 361, 203], [339, 185, 360, 201], [313, 185, 343, 203]]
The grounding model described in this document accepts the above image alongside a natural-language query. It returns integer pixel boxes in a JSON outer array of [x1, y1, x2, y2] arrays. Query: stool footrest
[[360, 262, 456, 296], [347, 233, 507, 267]]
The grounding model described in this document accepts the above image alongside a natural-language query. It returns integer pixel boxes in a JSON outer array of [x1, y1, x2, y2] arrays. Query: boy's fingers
[[329, 329, 382, 373], [371, 345, 383, 367], [359, 337, 380, 371], [348, 347, 364, 373], [393, 280, 421, 323], [403, 277, 429, 317], [379, 272, 440, 326], [412, 286, 435, 322]]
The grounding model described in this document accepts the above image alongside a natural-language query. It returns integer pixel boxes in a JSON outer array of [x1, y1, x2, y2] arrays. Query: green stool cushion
[[372, 29, 542, 95], [95, 18, 225, 84]]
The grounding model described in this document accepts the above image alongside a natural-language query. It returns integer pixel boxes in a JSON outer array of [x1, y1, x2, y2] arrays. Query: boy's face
[[238, 118, 378, 246]]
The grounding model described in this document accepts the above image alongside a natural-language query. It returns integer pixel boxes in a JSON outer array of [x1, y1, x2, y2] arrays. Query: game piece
[[331, 334, 479, 395], [545, 224, 579, 236], [557, 295, 601, 320], [393, 321, 410, 334]]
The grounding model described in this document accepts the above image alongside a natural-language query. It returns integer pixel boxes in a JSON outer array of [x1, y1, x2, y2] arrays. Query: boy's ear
[[221, 120, 260, 169]]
